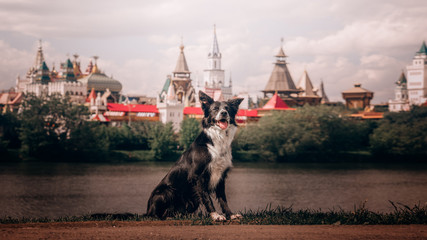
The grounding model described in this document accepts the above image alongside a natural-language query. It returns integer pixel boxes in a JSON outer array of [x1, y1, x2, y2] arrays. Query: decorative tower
[[262, 39, 300, 105], [36, 61, 51, 85], [406, 41, 427, 105], [296, 70, 321, 105], [170, 43, 196, 107], [319, 80, 329, 104], [157, 43, 198, 132], [202, 25, 232, 101], [72, 54, 83, 79], [34, 39, 45, 72], [62, 58, 76, 82], [389, 71, 410, 112]]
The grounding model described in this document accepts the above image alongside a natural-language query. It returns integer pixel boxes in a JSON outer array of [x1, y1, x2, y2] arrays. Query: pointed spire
[[209, 24, 220, 57], [297, 70, 317, 97], [72, 54, 82, 78], [417, 41, 427, 55], [86, 60, 93, 74], [91, 56, 100, 74], [174, 43, 190, 74], [320, 80, 329, 104], [167, 80, 176, 101], [34, 39, 45, 69], [396, 71, 407, 86], [275, 38, 288, 59]]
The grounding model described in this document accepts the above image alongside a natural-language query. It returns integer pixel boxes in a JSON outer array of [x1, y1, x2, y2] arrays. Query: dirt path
[[1, 221, 426, 240]]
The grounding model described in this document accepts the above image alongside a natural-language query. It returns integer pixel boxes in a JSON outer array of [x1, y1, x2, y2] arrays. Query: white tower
[[406, 41, 427, 105], [389, 72, 410, 112], [203, 25, 232, 101]]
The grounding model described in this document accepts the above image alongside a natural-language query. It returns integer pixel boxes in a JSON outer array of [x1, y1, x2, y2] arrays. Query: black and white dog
[[145, 91, 243, 221]]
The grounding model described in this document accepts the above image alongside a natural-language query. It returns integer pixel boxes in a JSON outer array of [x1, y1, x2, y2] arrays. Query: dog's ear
[[227, 98, 244, 112], [199, 91, 214, 111]]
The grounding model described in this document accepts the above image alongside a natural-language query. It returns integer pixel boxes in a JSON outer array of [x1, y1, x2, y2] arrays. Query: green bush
[[234, 105, 375, 161], [107, 122, 150, 151], [148, 122, 178, 161], [179, 118, 201, 150], [0, 110, 21, 149], [370, 107, 427, 159]]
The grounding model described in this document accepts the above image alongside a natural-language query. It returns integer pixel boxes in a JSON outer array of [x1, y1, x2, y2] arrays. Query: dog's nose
[[221, 111, 228, 117]]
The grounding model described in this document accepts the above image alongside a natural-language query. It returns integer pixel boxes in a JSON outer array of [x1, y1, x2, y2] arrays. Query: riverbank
[[2, 202, 426, 225], [2, 221, 426, 240]]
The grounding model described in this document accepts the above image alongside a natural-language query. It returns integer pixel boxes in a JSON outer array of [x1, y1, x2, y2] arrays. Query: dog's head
[[199, 91, 244, 130]]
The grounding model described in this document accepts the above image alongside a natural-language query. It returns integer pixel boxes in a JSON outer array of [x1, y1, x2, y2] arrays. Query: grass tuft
[[1, 202, 426, 225]]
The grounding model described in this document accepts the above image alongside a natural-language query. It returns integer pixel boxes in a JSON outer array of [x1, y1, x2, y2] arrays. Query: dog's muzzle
[[216, 111, 229, 130]]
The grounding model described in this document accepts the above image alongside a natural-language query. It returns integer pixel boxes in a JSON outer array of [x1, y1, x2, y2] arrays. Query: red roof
[[86, 88, 96, 103], [263, 92, 289, 109], [261, 92, 295, 110], [107, 103, 159, 113], [184, 107, 204, 115], [238, 109, 259, 117]]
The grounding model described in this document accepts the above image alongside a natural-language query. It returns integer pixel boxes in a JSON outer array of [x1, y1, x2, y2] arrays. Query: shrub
[[148, 122, 177, 161], [370, 106, 427, 159], [179, 118, 201, 150]]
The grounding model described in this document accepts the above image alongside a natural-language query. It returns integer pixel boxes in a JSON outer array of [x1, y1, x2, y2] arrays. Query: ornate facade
[[158, 43, 197, 131], [406, 41, 427, 105], [15, 41, 122, 104]]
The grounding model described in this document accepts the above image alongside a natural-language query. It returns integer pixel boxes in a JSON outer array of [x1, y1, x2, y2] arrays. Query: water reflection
[[0, 162, 426, 218]]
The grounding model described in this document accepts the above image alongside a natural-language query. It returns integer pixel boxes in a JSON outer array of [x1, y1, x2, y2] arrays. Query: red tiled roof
[[262, 92, 295, 110], [184, 107, 203, 115], [107, 103, 159, 113], [238, 109, 259, 117]]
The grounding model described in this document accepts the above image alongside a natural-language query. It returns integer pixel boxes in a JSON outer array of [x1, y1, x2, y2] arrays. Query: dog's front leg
[[195, 182, 226, 221], [216, 179, 241, 220]]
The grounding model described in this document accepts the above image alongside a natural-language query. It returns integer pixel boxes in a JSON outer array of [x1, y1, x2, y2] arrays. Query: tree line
[[1, 94, 426, 162]]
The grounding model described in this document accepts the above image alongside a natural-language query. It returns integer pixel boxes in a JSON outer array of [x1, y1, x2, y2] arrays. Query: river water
[[0, 161, 426, 218]]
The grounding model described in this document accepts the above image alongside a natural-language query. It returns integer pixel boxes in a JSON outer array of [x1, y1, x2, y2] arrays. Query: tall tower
[[171, 43, 195, 107], [34, 39, 45, 71], [389, 71, 410, 112], [262, 39, 300, 99], [202, 25, 232, 101], [406, 41, 427, 105]]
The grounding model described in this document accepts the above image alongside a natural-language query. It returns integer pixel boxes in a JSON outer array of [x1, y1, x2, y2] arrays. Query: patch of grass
[[1, 202, 426, 225]]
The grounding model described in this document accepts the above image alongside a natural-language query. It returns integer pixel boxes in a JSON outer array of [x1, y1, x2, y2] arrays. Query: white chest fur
[[205, 125, 237, 190]]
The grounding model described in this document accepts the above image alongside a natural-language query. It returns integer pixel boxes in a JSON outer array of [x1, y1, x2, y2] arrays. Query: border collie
[[145, 91, 243, 221]]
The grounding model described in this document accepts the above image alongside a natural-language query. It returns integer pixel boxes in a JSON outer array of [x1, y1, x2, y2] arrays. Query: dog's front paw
[[230, 214, 242, 220], [210, 212, 226, 221]]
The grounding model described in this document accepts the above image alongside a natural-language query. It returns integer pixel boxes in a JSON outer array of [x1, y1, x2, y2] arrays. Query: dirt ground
[[1, 221, 426, 240]]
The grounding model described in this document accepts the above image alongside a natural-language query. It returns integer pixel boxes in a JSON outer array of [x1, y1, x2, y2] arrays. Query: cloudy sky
[[1, 0, 426, 103]]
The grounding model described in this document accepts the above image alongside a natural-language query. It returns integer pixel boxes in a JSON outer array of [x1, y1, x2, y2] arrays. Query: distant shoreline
[[2, 149, 427, 163]]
